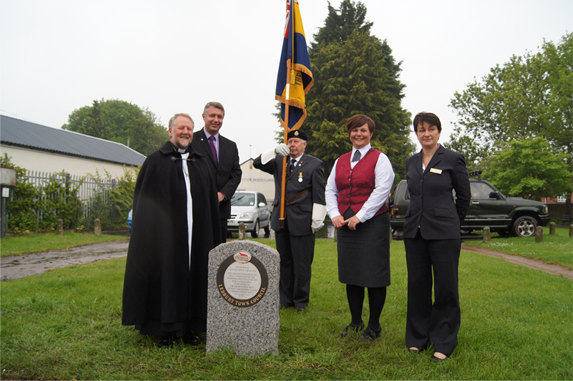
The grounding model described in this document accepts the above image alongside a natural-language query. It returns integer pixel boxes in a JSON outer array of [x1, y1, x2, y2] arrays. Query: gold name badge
[[430, 168, 442, 174]]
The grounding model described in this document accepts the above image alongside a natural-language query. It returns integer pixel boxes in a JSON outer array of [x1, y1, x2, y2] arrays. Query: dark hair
[[346, 114, 375, 134], [413, 112, 441, 133]]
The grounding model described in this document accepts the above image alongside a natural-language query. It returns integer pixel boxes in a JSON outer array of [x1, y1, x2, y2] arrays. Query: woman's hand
[[344, 215, 361, 231], [332, 216, 346, 229]]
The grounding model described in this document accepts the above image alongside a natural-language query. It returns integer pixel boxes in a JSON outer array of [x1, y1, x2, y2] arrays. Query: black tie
[[352, 150, 361, 162], [289, 158, 296, 173]]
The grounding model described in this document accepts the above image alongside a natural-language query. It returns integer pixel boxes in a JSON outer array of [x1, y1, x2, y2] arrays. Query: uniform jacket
[[254, 152, 326, 236], [191, 128, 242, 220], [122, 142, 221, 331], [403, 145, 471, 240]]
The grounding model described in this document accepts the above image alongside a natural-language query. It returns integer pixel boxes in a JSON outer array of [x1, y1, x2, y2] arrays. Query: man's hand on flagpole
[[275, 144, 290, 157]]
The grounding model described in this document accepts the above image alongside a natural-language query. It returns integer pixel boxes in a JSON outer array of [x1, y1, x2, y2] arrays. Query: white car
[[228, 191, 271, 238]]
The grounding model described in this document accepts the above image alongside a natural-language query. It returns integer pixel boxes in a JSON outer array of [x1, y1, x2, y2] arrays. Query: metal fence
[[19, 170, 116, 221]]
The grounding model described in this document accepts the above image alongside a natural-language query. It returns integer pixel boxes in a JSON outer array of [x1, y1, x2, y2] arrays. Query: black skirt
[[337, 208, 391, 288]]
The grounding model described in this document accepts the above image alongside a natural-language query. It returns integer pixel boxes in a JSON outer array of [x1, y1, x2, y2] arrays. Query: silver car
[[228, 191, 271, 238]]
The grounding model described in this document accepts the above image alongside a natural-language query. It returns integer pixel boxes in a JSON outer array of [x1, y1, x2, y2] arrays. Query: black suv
[[389, 171, 551, 238]]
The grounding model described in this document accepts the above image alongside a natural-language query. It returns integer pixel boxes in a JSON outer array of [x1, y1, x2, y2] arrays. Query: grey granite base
[[206, 240, 280, 356]]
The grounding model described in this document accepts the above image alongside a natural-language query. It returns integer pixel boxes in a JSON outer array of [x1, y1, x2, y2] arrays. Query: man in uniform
[[122, 113, 221, 348], [253, 130, 326, 312], [191, 102, 242, 242]]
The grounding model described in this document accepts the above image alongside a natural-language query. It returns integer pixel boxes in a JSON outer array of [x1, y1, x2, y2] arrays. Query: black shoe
[[157, 336, 174, 348], [360, 326, 381, 341], [279, 303, 293, 309], [296, 306, 305, 313], [182, 333, 201, 346], [341, 321, 364, 337]]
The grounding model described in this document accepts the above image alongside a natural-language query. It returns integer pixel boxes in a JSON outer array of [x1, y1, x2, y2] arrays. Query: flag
[[275, 0, 313, 131]]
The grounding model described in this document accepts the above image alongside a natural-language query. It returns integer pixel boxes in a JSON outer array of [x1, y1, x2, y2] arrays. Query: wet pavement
[[1, 240, 129, 281]]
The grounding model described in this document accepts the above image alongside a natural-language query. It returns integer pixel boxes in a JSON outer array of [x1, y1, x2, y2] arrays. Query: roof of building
[[0, 115, 146, 166]]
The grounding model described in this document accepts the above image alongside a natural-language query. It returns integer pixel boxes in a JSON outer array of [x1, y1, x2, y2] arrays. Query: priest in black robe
[[122, 113, 221, 348]]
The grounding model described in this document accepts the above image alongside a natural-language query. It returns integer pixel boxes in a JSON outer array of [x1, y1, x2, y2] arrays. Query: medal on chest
[[298, 172, 303, 182]]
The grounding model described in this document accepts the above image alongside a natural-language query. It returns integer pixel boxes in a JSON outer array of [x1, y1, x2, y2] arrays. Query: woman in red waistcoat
[[325, 115, 395, 340]]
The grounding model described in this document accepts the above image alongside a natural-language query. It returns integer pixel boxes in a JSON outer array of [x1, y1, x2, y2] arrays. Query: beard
[[173, 136, 191, 149]]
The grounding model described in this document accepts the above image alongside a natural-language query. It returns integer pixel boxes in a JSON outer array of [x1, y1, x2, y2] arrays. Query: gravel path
[[1, 240, 129, 281], [462, 245, 573, 280], [1, 239, 571, 281]]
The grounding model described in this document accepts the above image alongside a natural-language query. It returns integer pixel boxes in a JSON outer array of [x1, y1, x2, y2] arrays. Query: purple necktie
[[209, 136, 218, 166]]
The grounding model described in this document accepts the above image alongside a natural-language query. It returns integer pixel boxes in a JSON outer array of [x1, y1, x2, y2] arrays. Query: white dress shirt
[[325, 144, 395, 223]]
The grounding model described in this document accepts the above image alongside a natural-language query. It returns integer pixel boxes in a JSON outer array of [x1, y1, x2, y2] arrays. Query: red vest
[[335, 149, 388, 218]]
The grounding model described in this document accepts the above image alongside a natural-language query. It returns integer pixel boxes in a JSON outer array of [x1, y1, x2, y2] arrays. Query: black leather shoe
[[279, 303, 293, 309], [183, 333, 201, 346], [157, 336, 174, 348], [360, 326, 381, 341], [296, 306, 305, 313], [341, 321, 364, 337]]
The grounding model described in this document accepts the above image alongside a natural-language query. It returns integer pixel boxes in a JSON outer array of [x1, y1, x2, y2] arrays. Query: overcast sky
[[1, 0, 571, 163]]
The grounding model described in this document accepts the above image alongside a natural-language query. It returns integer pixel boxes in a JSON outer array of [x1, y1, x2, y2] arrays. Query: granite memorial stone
[[206, 240, 280, 356]]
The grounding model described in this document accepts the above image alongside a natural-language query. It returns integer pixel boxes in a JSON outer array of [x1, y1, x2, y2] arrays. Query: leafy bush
[[1, 154, 137, 233], [1, 154, 41, 232], [84, 168, 137, 230], [40, 171, 84, 230]]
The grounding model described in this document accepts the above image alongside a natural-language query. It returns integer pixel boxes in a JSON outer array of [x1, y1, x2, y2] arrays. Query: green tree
[[62, 99, 169, 156], [449, 33, 573, 212], [297, 1, 413, 179], [484, 138, 572, 200], [310, 0, 372, 48]]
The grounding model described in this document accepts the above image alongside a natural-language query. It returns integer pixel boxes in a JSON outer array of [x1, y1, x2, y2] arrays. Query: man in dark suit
[[253, 130, 326, 312], [191, 102, 242, 242]]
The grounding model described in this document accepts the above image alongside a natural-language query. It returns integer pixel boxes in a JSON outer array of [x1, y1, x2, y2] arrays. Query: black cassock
[[122, 142, 221, 336]]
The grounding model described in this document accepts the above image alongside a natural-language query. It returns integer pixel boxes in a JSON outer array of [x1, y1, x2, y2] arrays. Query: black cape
[[122, 142, 221, 334]]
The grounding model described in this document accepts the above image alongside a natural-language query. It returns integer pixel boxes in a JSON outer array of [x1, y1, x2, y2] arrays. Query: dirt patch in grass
[[2, 239, 571, 281], [1, 240, 129, 280], [462, 245, 573, 280]]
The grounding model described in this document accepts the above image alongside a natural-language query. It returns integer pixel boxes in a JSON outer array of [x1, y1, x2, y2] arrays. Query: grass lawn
[[461, 226, 573, 269], [1, 238, 571, 380], [0, 232, 131, 257]]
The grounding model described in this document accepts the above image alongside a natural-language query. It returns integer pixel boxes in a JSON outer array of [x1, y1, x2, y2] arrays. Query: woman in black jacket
[[403, 112, 471, 361]]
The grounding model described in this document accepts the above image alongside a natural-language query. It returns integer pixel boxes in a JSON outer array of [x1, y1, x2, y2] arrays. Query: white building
[[0, 115, 145, 177]]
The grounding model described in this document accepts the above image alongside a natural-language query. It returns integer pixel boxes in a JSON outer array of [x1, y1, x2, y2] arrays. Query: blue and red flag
[[275, 0, 313, 131]]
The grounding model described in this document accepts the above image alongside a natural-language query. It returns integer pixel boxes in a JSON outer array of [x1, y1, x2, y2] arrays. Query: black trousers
[[404, 230, 461, 356], [275, 224, 315, 308], [219, 219, 228, 243]]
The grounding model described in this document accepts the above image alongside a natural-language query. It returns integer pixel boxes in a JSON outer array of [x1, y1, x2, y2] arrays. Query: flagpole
[[279, 0, 296, 228]]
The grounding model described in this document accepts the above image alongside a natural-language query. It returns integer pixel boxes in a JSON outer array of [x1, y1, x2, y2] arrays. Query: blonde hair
[[168, 113, 194, 130]]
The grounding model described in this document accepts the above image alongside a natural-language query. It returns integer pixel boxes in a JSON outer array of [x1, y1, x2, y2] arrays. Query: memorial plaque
[[207, 241, 280, 356], [217, 252, 268, 307]]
